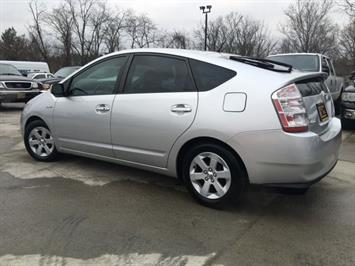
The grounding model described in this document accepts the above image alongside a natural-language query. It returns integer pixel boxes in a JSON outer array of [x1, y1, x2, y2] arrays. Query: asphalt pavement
[[0, 103, 355, 266]]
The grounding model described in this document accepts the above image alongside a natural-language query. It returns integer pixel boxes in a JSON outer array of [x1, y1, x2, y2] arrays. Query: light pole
[[200, 5, 212, 51]]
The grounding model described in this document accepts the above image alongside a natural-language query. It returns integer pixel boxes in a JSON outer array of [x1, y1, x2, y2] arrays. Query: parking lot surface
[[0, 103, 355, 266]]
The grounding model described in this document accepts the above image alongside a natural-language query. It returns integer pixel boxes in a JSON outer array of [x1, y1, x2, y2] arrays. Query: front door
[[111, 54, 198, 168], [52, 56, 128, 157]]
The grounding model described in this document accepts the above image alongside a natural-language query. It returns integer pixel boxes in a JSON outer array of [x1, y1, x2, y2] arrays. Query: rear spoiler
[[280, 72, 328, 89], [230, 56, 293, 73]]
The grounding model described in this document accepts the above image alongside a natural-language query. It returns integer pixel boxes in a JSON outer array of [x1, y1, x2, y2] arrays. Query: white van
[[0, 60, 50, 76]]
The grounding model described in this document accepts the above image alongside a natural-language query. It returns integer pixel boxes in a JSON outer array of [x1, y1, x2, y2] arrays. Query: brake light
[[272, 84, 309, 133]]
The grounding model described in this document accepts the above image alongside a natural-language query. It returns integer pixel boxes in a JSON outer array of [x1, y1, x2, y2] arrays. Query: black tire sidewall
[[181, 143, 246, 208], [24, 120, 58, 162]]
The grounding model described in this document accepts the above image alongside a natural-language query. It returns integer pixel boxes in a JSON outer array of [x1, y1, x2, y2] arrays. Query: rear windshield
[[189, 59, 236, 91], [296, 77, 328, 97], [268, 55, 319, 72]]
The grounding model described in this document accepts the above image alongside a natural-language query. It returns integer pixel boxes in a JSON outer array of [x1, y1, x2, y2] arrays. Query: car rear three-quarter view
[[20, 48, 342, 208]]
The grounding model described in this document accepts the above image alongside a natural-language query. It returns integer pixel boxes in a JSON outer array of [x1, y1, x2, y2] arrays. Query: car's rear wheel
[[181, 143, 247, 208], [24, 120, 58, 162]]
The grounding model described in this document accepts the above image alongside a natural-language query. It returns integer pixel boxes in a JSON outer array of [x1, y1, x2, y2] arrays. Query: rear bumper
[[229, 118, 342, 186], [0, 90, 41, 103]]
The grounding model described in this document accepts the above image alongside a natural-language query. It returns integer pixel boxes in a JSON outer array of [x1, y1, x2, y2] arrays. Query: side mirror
[[51, 83, 65, 97]]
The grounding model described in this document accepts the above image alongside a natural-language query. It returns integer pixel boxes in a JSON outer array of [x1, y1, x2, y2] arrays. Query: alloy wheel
[[28, 127, 55, 157], [189, 152, 232, 199]]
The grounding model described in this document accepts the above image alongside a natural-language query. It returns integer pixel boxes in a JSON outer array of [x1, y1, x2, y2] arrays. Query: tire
[[181, 143, 247, 208], [24, 120, 59, 162]]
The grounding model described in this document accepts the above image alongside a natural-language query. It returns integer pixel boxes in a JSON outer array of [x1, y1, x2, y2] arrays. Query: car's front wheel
[[181, 143, 247, 208], [24, 120, 58, 162]]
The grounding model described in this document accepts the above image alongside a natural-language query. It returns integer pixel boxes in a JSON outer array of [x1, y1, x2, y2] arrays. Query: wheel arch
[[25, 115, 47, 130], [175, 136, 249, 183]]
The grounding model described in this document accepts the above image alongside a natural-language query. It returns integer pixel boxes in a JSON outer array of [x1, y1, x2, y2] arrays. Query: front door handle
[[95, 104, 110, 113], [171, 104, 192, 113]]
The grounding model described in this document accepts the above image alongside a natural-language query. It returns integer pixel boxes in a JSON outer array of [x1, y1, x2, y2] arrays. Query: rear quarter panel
[[166, 65, 287, 176]]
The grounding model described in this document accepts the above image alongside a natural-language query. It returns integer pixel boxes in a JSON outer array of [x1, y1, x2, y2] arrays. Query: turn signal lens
[[272, 84, 309, 133]]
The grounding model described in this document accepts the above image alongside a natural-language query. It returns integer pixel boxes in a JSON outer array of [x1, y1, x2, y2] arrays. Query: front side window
[[69, 57, 127, 96], [124, 55, 194, 94], [189, 60, 236, 91]]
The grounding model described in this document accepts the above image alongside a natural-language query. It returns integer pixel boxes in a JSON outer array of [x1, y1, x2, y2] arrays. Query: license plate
[[316, 102, 329, 122], [16, 92, 25, 99]]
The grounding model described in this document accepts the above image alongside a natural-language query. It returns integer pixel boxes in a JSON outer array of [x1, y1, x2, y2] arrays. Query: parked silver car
[[21, 49, 342, 207]]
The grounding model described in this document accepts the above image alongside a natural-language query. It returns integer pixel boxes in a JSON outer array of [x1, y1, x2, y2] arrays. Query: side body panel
[[52, 95, 116, 157]]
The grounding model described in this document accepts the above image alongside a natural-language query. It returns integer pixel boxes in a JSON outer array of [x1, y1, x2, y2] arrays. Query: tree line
[[1, 0, 355, 75]]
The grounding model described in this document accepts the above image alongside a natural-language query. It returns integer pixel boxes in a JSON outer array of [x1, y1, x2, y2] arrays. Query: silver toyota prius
[[21, 48, 342, 208]]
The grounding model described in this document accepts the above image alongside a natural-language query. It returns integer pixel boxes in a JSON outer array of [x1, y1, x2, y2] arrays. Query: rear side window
[[124, 55, 195, 94], [189, 59, 236, 91]]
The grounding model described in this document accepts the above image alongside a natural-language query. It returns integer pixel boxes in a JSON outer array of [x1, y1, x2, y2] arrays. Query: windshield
[[267, 55, 319, 72], [0, 64, 22, 76], [54, 67, 80, 78]]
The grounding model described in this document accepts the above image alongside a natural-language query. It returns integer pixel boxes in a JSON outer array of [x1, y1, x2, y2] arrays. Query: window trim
[[66, 55, 129, 97], [120, 52, 197, 94]]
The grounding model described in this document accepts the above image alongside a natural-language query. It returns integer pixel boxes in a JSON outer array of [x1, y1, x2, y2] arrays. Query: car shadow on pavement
[[0, 103, 25, 111]]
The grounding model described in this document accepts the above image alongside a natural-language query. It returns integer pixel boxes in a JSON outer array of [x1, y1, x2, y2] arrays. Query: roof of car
[[58, 48, 325, 90], [104, 48, 230, 61]]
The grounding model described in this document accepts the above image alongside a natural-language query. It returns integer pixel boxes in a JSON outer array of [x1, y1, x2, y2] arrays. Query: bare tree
[[339, 20, 355, 66], [337, 0, 355, 16], [28, 0, 50, 61], [136, 14, 157, 48], [47, 3, 73, 65], [156, 30, 191, 49], [88, 2, 110, 57], [125, 10, 140, 49], [126, 11, 157, 48], [279, 0, 338, 55], [229, 15, 276, 57], [169, 31, 190, 49], [194, 17, 228, 52], [65, 0, 96, 64], [103, 9, 127, 52], [194, 12, 275, 57]]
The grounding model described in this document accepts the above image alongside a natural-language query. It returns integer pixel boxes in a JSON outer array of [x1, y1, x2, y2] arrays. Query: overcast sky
[[0, 0, 349, 39]]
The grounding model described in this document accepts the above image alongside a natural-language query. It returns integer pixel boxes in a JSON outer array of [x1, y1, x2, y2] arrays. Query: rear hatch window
[[296, 77, 333, 135]]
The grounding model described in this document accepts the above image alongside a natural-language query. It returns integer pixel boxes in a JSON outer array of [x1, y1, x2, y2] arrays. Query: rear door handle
[[171, 104, 192, 113], [95, 104, 110, 113]]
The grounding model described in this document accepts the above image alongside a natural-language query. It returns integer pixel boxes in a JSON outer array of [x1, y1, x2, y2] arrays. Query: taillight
[[272, 84, 309, 133]]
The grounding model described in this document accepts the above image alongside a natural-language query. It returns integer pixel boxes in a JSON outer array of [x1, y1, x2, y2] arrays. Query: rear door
[[296, 76, 333, 135], [111, 54, 197, 168]]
